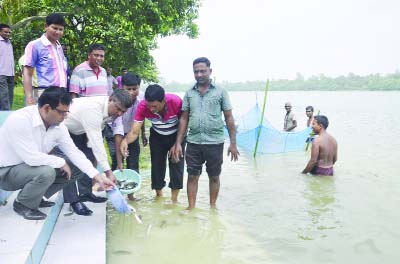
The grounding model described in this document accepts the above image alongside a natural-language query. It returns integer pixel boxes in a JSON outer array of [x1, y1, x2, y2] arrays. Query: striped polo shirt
[[69, 61, 108, 97], [23, 34, 67, 88], [134, 93, 182, 135]]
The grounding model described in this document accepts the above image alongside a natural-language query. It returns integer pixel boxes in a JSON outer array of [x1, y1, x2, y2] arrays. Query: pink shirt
[[134, 94, 182, 135], [69, 62, 108, 97]]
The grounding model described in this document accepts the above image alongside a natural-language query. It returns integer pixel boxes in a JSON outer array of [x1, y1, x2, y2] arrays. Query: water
[[107, 91, 400, 264]]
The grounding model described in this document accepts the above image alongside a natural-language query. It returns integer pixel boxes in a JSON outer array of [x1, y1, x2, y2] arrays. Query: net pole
[[253, 79, 269, 158]]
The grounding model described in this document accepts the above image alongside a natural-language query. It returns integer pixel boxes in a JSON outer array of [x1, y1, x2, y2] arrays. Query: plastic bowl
[[113, 169, 141, 194]]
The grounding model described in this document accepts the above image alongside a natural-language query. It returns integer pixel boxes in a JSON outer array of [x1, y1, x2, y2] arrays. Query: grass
[[11, 85, 151, 170]]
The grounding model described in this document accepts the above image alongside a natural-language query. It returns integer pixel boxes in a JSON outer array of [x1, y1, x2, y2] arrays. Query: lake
[[107, 91, 400, 264]]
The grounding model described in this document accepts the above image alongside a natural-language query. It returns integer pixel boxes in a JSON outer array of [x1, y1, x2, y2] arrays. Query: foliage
[[1, 0, 200, 81], [161, 72, 400, 92]]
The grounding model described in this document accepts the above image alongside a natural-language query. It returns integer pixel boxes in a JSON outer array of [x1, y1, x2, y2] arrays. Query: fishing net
[[229, 104, 312, 154]]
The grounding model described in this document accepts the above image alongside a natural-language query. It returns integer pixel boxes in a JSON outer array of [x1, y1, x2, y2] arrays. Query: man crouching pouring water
[[302, 115, 337, 176]]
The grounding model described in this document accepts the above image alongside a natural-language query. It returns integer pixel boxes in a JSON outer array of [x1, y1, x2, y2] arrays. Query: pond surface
[[108, 91, 400, 264]]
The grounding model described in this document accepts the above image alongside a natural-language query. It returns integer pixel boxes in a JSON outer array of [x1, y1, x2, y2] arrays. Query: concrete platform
[[41, 198, 106, 264], [0, 191, 63, 264]]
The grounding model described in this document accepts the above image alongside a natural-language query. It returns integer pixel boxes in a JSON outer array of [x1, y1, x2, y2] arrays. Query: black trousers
[[104, 124, 140, 172], [149, 128, 185, 190], [62, 133, 95, 203]]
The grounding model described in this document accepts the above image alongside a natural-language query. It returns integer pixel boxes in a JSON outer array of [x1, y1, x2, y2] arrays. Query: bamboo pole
[[253, 80, 269, 158]]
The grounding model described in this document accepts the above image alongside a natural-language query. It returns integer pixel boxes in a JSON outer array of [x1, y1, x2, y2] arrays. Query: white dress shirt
[[63, 96, 113, 172], [0, 106, 99, 178]]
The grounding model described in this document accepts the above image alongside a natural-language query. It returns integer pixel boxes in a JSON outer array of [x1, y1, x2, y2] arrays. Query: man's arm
[[114, 134, 123, 170], [121, 121, 142, 158], [223, 110, 239, 161], [333, 139, 338, 164], [172, 111, 189, 162], [141, 120, 148, 146], [23, 66, 35, 105], [286, 120, 297, 131], [302, 139, 319, 173]]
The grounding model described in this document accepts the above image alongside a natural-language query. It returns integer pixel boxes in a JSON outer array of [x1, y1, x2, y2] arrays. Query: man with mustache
[[0, 87, 115, 220], [69, 43, 108, 98]]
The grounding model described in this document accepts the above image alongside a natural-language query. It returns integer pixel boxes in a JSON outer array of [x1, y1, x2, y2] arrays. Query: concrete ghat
[[41, 195, 106, 264], [0, 192, 62, 264]]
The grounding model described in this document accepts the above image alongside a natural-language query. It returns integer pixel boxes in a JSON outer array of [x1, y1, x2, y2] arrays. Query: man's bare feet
[[127, 193, 141, 201]]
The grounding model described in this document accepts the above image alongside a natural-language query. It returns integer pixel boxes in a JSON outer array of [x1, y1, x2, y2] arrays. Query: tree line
[[1, 0, 201, 82], [161, 72, 400, 92]]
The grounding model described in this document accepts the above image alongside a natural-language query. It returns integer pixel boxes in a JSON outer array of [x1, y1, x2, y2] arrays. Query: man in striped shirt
[[121, 84, 185, 202], [23, 13, 68, 105], [69, 43, 108, 98]]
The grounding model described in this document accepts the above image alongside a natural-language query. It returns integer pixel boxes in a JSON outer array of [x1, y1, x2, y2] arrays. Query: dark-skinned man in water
[[302, 115, 337, 176]]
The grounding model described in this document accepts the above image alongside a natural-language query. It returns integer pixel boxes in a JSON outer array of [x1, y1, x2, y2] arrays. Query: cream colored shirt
[[63, 96, 112, 172], [0, 106, 99, 178]]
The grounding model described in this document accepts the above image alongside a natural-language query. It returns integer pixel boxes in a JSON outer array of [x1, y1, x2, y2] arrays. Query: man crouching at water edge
[[0, 87, 115, 220], [302, 115, 337, 176]]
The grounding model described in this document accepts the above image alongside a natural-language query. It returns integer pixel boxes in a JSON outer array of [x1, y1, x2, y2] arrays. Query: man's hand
[[93, 174, 116, 191], [142, 136, 148, 147], [60, 163, 72, 180], [227, 144, 240, 162], [117, 161, 123, 171], [171, 143, 183, 163], [105, 170, 117, 183], [26, 95, 35, 106], [120, 139, 129, 158]]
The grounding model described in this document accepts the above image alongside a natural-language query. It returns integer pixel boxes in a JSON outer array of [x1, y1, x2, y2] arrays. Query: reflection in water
[[300, 176, 337, 241]]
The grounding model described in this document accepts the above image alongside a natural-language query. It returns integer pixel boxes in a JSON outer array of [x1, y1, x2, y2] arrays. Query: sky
[[151, 0, 400, 83]]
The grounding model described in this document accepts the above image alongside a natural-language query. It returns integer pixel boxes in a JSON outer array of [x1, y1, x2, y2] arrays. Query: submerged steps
[[41, 199, 106, 264], [0, 192, 63, 264]]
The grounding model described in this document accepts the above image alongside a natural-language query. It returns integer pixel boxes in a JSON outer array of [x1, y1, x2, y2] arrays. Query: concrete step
[[0, 191, 63, 264], [41, 193, 107, 264]]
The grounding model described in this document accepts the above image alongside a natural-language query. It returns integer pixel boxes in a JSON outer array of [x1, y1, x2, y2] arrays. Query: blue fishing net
[[229, 105, 312, 154]]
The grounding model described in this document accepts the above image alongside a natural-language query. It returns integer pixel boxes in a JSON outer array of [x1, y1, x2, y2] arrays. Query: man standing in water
[[305, 106, 314, 127], [284, 102, 297, 131], [302, 115, 337, 176], [173, 57, 239, 210]]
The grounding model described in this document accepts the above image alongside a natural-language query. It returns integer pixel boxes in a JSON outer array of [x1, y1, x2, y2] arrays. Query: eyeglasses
[[306, 110, 312, 113], [54, 108, 69, 116]]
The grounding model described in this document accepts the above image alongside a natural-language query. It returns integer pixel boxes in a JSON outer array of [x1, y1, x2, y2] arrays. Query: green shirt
[[182, 83, 232, 144]]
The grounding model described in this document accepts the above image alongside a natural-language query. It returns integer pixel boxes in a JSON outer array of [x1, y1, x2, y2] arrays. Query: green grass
[[12, 85, 151, 170], [11, 85, 25, 110]]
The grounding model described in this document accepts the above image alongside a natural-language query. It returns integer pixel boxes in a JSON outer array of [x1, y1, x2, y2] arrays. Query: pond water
[[107, 91, 400, 264]]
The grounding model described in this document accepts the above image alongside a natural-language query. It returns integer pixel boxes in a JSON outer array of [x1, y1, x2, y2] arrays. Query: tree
[[1, 0, 201, 81]]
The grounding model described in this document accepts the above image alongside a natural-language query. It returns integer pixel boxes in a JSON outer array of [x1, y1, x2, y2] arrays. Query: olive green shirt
[[182, 83, 232, 144]]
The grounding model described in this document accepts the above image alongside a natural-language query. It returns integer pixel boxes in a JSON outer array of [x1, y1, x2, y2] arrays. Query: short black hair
[[193, 57, 211, 67], [46, 13, 65, 27], [122, 73, 141, 86], [145, 84, 165, 102], [314, 115, 329, 129], [88, 43, 105, 54], [0, 24, 11, 31], [38, 87, 72, 109], [306, 106, 314, 112]]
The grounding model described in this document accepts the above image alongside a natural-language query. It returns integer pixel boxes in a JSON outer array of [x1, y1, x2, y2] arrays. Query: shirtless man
[[302, 115, 337, 176], [305, 106, 314, 127], [284, 102, 297, 131]]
